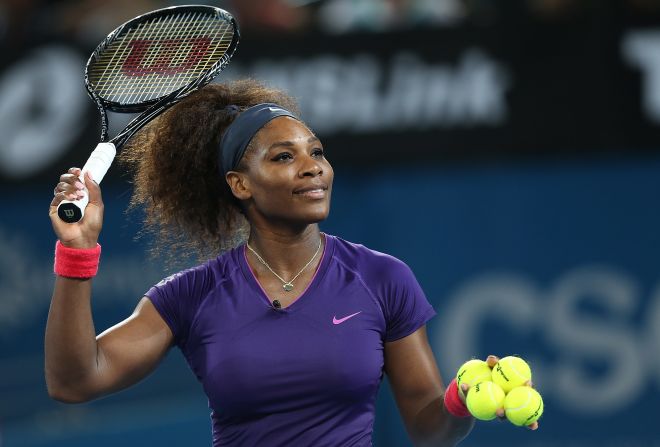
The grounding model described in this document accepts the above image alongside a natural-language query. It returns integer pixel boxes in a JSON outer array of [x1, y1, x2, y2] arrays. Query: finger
[[59, 173, 78, 184], [68, 167, 82, 175], [486, 355, 500, 368], [496, 408, 505, 419], [59, 173, 86, 195], [528, 421, 539, 430], [85, 171, 103, 205], [459, 383, 469, 403], [55, 181, 85, 197], [525, 380, 534, 388], [50, 191, 77, 208]]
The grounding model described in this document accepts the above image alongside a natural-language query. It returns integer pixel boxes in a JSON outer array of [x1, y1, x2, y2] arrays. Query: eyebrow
[[268, 136, 320, 151]]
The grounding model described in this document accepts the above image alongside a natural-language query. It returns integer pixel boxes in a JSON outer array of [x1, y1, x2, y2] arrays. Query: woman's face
[[235, 116, 333, 227]]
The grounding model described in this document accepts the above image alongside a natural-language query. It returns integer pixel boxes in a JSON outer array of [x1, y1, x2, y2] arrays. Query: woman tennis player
[[46, 80, 535, 445]]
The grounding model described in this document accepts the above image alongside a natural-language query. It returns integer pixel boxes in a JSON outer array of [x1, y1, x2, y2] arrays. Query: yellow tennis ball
[[504, 386, 544, 426], [465, 381, 505, 421], [456, 359, 493, 398], [491, 356, 532, 393]]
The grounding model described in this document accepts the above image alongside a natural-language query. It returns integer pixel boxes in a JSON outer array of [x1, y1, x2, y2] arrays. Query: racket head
[[85, 5, 239, 114]]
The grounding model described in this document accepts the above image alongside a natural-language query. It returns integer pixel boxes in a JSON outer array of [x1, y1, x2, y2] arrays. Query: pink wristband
[[444, 378, 472, 418], [54, 240, 101, 278]]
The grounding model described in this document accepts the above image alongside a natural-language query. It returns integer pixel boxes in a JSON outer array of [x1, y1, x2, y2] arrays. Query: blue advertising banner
[[3, 23, 660, 185], [1, 153, 658, 446]]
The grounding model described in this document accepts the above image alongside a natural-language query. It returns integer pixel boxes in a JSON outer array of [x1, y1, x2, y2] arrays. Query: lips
[[293, 183, 328, 199], [293, 183, 328, 195]]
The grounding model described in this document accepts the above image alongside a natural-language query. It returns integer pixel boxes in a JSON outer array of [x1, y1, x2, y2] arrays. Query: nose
[[298, 155, 323, 178]]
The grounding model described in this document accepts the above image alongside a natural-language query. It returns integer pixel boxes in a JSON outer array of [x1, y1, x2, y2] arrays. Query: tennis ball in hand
[[491, 356, 532, 393], [456, 359, 493, 398], [465, 381, 505, 421], [504, 386, 544, 426]]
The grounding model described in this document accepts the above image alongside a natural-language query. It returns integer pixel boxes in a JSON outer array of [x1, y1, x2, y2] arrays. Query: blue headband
[[219, 103, 298, 177]]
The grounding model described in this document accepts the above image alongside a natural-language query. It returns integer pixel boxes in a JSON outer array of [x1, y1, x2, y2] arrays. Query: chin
[[304, 210, 330, 223], [300, 204, 331, 223]]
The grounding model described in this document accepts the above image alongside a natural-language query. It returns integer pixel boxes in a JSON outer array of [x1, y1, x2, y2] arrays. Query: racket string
[[96, 18, 157, 102], [152, 11, 203, 100], [110, 13, 186, 103], [127, 12, 186, 104], [93, 28, 229, 68], [112, 16, 161, 104]]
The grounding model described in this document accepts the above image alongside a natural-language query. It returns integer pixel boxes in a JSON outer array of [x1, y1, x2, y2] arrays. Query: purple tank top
[[145, 234, 436, 446]]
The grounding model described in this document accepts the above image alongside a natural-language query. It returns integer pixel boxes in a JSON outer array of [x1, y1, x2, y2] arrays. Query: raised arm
[[45, 168, 173, 403], [384, 327, 474, 447]]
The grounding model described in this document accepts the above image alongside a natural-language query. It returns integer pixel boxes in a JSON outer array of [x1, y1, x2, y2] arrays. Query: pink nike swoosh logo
[[333, 311, 362, 325]]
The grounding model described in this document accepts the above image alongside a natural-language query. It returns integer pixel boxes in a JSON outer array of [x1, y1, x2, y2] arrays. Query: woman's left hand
[[459, 354, 539, 431]]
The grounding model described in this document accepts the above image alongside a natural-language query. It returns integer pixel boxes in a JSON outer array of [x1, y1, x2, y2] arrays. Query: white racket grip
[[57, 142, 116, 223], [81, 142, 117, 184]]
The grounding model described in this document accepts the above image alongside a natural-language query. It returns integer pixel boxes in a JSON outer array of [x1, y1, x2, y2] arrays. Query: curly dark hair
[[119, 79, 300, 262]]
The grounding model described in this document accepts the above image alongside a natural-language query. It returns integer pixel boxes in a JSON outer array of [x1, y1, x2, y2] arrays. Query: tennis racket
[[57, 5, 239, 223]]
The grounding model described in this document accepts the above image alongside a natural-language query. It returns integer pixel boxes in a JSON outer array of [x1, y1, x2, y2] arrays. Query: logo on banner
[[623, 30, 660, 124]]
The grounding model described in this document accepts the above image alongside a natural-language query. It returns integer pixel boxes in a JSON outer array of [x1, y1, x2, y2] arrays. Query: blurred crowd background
[[1, 1, 659, 446], [4, 0, 660, 40]]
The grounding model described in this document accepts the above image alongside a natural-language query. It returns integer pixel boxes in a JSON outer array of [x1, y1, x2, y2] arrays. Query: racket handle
[[57, 142, 117, 223]]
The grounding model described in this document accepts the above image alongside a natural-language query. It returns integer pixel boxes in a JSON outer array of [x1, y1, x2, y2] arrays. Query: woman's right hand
[[49, 167, 104, 248]]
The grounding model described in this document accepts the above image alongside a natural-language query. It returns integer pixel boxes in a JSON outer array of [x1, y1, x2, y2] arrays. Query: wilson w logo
[[121, 37, 212, 76]]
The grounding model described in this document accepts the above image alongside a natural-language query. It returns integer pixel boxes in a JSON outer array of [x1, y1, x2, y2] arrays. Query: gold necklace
[[246, 236, 323, 292]]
